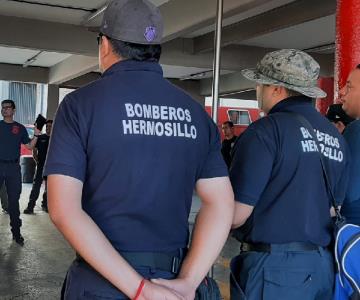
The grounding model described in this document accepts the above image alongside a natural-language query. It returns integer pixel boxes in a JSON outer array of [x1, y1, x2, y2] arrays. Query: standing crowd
[[1, 0, 360, 299]]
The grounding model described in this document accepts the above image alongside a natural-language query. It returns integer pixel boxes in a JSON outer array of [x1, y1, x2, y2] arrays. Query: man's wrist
[[177, 274, 198, 292], [33, 134, 39, 138], [133, 279, 146, 300]]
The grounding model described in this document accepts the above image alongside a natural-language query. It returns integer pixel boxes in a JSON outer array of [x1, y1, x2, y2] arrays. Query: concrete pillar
[[46, 85, 59, 120], [334, 0, 360, 98], [316, 77, 334, 115]]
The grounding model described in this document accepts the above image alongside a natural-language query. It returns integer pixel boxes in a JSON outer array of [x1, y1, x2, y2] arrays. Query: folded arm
[[153, 177, 234, 299], [48, 174, 184, 300]]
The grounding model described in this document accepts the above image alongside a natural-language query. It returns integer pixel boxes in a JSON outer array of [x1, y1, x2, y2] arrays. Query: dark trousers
[[0, 162, 22, 235], [0, 182, 8, 210], [230, 245, 334, 300], [27, 164, 47, 209], [63, 258, 177, 299]]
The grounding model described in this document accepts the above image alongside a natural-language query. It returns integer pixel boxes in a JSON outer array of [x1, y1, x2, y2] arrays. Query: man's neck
[[225, 135, 234, 140], [101, 56, 123, 73], [3, 117, 14, 123]]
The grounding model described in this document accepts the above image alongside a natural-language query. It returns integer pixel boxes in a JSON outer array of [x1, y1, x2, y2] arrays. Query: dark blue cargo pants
[[62, 258, 178, 300], [0, 182, 8, 210], [230, 244, 334, 300], [0, 162, 22, 235]]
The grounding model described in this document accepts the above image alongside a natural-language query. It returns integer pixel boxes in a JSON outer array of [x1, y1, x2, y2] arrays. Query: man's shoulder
[[346, 119, 360, 132], [247, 115, 277, 133], [344, 119, 360, 141], [13, 121, 27, 130]]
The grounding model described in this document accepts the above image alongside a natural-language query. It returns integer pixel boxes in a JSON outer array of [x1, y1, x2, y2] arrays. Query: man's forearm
[[178, 198, 233, 287], [32, 150, 38, 162], [26, 137, 38, 150], [48, 175, 142, 298], [51, 207, 143, 298]]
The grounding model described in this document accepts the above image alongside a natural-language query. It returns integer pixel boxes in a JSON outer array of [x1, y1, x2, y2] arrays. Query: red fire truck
[[204, 97, 263, 139]]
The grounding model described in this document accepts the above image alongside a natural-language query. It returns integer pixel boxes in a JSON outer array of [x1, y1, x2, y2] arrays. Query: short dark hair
[[46, 120, 53, 124], [1, 99, 15, 109], [108, 38, 161, 62], [223, 121, 234, 127], [357, 64, 360, 69]]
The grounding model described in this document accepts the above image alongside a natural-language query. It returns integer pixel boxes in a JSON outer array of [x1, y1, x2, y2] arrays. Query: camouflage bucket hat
[[242, 49, 327, 98]]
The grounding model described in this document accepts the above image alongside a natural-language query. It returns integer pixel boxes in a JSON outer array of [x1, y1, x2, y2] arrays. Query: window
[[227, 110, 251, 125]]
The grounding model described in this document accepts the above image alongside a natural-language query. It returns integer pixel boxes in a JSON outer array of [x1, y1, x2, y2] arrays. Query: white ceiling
[[0, 1, 104, 25], [241, 14, 336, 50], [0, 0, 171, 25], [184, 0, 296, 38], [0, 46, 71, 67], [0, 46, 227, 77], [0, 0, 336, 82]]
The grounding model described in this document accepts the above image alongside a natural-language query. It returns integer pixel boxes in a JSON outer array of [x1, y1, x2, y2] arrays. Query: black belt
[[0, 159, 19, 164], [76, 248, 187, 274], [240, 242, 322, 253]]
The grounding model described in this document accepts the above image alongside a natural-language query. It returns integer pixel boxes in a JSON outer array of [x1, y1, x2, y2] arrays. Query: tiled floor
[[0, 184, 238, 299]]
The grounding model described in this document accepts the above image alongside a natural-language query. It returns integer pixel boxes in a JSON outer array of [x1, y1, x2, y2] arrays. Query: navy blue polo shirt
[[342, 120, 360, 225], [0, 120, 30, 160], [230, 96, 349, 246], [44, 60, 228, 252]]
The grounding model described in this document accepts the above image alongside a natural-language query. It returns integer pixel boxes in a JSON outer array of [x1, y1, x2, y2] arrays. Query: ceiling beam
[[161, 0, 270, 42], [0, 0, 269, 55], [194, 0, 336, 53], [0, 15, 98, 56], [60, 72, 101, 89], [0, 63, 48, 83], [46, 41, 275, 85], [49, 55, 98, 84], [161, 40, 274, 71]]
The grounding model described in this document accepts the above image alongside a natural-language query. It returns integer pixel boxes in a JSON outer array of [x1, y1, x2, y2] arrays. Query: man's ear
[[100, 36, 113, 58], [272, 85, 285, 97]]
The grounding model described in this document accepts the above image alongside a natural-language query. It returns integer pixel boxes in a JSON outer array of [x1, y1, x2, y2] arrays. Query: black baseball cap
[[100, 0, 163, 45], [326, 104, 354, 126]]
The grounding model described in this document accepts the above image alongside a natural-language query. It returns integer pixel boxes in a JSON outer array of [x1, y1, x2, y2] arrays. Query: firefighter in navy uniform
[[229, 49, 349, 300], [24, 120, 53, 214], [44, 1, 234, 299], [0, 99, 41, 245]]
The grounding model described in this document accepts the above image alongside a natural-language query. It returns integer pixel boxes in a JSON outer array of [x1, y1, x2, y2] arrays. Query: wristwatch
[[34, 134, 40, 138]]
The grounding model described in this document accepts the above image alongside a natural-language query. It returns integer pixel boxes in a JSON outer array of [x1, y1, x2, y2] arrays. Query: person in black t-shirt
[[24, 120, 52, 214], [221, 121, 237, 169]]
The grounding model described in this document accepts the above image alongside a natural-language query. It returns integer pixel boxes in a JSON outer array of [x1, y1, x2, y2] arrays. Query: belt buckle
[[171, 257, 180, 274], [240, 243, 250, 252]]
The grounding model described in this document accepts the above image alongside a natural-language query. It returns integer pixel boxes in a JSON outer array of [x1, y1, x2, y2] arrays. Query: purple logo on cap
[[144, 26, 156, 42]]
